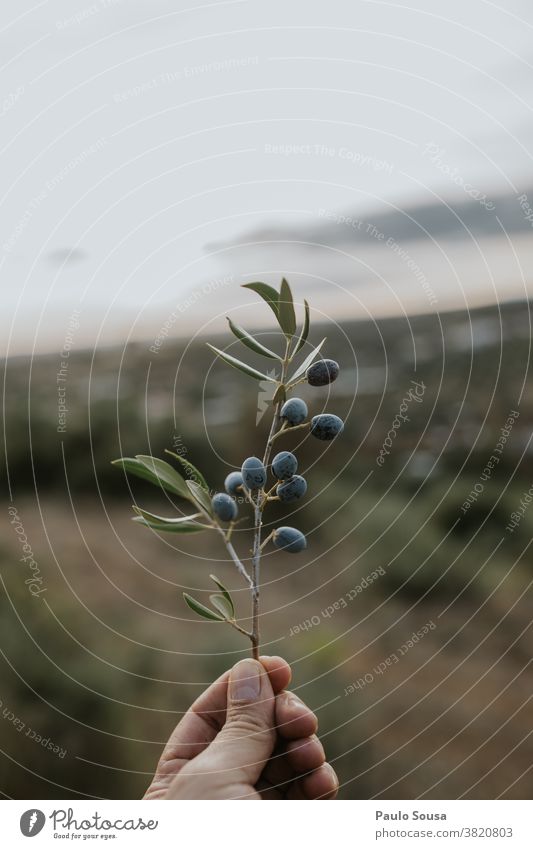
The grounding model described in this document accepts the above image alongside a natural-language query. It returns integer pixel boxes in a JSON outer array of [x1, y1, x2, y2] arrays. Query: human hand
[[144, 656, 338, 800]]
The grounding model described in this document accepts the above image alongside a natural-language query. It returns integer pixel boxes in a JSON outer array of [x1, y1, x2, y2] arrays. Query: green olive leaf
[[278, 278, 296, 338], [293, 299, 310, 355], [183, 593, 224, 621], [112, 456, 190, 500], [132, 517, 209, 533], [164, 450, 209, 492], [112, 457, 160, 487], [131, 506, 208, 533], [242, 282, 280, 320], [209, 574, 235, 617], [135, 455, 192, 500], [288, 337, 327, 384], [207, 343, 276, 382], [209, 593, 234, 620], [226, 316, 281, 361], [186, 479, 213, 516]]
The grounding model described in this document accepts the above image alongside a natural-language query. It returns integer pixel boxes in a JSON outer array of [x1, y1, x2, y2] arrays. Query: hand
[[144, 656, 338, 800]]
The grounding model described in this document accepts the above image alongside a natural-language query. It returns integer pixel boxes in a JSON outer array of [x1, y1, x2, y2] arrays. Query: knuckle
[[225, 710, 272, 738]]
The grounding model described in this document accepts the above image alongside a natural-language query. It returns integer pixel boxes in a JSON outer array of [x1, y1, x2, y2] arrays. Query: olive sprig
[[112, 278, 343, 658]]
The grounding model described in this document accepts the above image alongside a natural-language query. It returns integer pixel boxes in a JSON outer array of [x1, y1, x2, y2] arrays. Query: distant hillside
[[2, 298, 532, 497], [210, 189, 533, 247]]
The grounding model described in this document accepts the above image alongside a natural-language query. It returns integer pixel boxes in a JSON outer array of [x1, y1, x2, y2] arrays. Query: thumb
[[190, 659, 276, 790]]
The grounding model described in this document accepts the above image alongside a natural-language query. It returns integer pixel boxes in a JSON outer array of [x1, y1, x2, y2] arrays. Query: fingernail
[[229, 659, 262, 701]]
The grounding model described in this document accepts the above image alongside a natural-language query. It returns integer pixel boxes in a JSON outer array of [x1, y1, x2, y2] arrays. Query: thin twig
[[190, 496, 254, 591], [263, 405, 287, 468], [214, 525, 253, 589], [260, 530, 275, 551], [249, 338, 293, 658], [241, 486, 257, 508], [250, 494, 262, 659], [228, 619, 253, 639], [271, 421, 310, 443], [284, 375, 307, 391]]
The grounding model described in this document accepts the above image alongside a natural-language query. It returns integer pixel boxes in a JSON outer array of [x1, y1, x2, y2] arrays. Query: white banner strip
[[2, 800, 532, 848]]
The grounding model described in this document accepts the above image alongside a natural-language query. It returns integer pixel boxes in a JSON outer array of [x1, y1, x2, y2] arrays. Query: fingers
[[160, 656, 291, 761], [292, 763, 339, 799], [144, 656, 291, 798], [259, 655, 291, 694], [265, 691, 338, 800], [260, 733, 324, 787], [260, 735, 338, 800], [286, 735, 338, 799], [285, 734, 325, 772], [176, 659, 277, 793], [275, 690, 318, 739]]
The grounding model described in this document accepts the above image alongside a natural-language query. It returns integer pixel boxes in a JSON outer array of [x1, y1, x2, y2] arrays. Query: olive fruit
[[272, 526, 307, 553], [276, 475, 307, 502], [224, 471, 244, 496], [211, 493, 238, 522], [272, 451, 298, 480], [241, 456, 267, 490], [280, 397, 308, 426], [306, 358, 339, 386], [310, 413, 344, 441]]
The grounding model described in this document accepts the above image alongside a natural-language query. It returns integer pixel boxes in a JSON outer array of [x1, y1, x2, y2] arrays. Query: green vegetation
[[1, 299, 532, 798]]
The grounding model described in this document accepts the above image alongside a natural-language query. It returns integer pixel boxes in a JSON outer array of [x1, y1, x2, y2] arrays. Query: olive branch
[[112, 278, 343, 658]]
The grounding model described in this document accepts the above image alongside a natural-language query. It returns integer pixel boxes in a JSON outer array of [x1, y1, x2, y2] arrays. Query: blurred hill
[[219, 188, 533, 246], [1, 298, 533, 799]]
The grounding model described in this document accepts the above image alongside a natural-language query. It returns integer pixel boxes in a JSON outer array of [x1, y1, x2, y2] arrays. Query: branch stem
[[285, 375, 307, 391], [228, 619, 253, 639], [260, 530, 275, 551], [271, 421, 311, 442], [214, 525, 253, 589], [249, 338, 292, 658], [250, 494, 262, 659]]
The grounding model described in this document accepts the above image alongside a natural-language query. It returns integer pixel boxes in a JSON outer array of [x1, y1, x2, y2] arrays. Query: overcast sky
[[2, 0, 533, 354]]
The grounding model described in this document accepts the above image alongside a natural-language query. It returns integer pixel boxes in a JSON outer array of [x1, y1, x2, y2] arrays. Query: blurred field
[[1, 300, 533, 799]]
